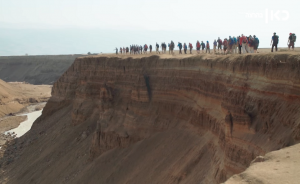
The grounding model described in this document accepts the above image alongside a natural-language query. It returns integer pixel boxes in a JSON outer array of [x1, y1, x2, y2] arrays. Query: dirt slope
[[0, 79, 51, 117], [1, 53, 300, 184], [0, 55, 82, 85]]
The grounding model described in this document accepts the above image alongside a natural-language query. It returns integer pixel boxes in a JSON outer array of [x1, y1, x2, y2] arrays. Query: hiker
[[248, 35, 254, 53], [253, 35, 259, 53], [201, 41, 205, 53], [271, 32, 279, 52], [178, 42, 182, 54], [288, 33, 296, 50], [206, 41, 210, 53], [240, 34, 249, 54], [237, 36, 242, 54], [123, 47, 126, 54], [223, 38, 228, 55], [217, 37, 222, 53], [120, 47, 122, 54], [126, 47, 129, 54], [196, 41, 201, 54], [189, 43, 193, 54], [232, 37, 238, 54], [170, 41, 175, 55], [115, 47, 118, 55], [183, 43, 187, 54], [149, 45, 152, 53], [228, 36, 234, 54], [213, 39, 217, 53], [168, 43, 170, 54], [156, 43, 160, 54], [144, 44, 148, 54]]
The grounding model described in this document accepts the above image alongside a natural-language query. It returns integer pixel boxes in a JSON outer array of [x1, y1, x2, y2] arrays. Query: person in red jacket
[[189, 43, 193, 54], [239, 34, 249, 54], [206, 41, 210, 53], [196, 41, 200, 54]]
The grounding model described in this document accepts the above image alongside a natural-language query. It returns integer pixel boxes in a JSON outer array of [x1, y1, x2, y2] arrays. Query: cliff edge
[[1, 53, 300, 184]]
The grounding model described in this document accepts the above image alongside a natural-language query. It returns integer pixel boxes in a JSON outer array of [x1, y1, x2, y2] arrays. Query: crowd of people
[[114, 33, 296, 55]]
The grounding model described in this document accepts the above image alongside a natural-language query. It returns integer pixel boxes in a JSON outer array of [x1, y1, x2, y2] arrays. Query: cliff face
[[2, 53, 300, 184]]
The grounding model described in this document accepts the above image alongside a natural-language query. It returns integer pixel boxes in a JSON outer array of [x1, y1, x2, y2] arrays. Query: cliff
[[1, 53, 300, 184]]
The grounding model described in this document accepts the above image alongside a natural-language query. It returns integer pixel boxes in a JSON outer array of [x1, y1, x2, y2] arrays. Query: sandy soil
[[0, 79, 51, 117], [224, 143, 300, 184]]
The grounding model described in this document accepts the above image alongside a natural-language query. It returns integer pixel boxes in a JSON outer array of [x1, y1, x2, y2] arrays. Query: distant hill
[[0, 55, 83, 84]]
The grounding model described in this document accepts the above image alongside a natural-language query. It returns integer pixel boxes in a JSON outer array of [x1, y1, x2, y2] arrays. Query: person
[[170, 41, 175, 55], [126, 47, 129, 54], [213, 39, 217, 53], [217, 37, 222, 53], [183, 43, 187, 54], [223, 38, 228, 55], [228, 36, 234, 53], [232, 37, 238, 54], [253, 35, 259, 53], [144, 44, 148, 54], [149, 45, 152, 53], [120, 47, 122, 54], [115, 47, 118, 55], [201, 41, 205, 53], [196, 41, 201, 54], [123, 47, 126, 54], [178, 42, 182, 54], [240, 34, 249, 54], [237, 36, 242, 54], [288, 33, 296, 51], [248, 35, 254, 53], [156, 43, 160, 54], [206, 41, 210, 53], [189, 43, 193, 54], [271, 32, 279, 52]]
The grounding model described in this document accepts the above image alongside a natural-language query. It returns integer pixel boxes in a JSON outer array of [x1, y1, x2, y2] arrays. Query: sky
[[0, 0, 300, 55]]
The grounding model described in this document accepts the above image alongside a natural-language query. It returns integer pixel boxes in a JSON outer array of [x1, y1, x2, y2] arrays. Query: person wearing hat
[[288, 33, 296, 51], [271, 32, 279, 52]]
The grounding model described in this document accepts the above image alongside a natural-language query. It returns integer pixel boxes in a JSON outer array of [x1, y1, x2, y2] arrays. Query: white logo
[[243, 9, 290, 24]]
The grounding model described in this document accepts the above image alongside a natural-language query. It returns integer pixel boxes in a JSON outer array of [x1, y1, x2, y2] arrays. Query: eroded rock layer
[[1, 53, 300, 184]]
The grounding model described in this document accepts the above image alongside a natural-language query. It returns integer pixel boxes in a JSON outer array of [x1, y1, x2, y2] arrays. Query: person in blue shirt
[[183, 43, 187, 54], [213, 39, 217, 53], [178, 42, 182, 54], [201, 41, 205, 53]]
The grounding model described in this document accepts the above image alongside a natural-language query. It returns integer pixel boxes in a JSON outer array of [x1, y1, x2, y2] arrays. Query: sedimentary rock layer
[[1, 53, 300, 184]]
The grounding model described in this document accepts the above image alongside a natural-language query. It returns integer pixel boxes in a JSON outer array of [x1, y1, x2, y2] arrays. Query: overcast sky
[[1, 0, 299, 55]]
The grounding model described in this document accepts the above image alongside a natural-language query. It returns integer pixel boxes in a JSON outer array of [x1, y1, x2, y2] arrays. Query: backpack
[[233, 37, 237, 44], [254, 37, 259, 45], [229, 38, 234, 45], [242, 36, 248, 43], [291, 34, 296, 42], [273, 35, 279, 43], [189, 43, 193, 48], [207, 43, 210, 48], [197, 42, 200, 48], [218, 39, 222, 45], [223, 40, 228, 46]]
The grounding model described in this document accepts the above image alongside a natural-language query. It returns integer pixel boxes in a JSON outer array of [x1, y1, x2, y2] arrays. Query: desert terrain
[[0, 50, 299, 184]]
